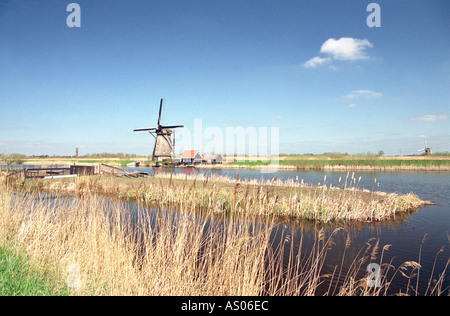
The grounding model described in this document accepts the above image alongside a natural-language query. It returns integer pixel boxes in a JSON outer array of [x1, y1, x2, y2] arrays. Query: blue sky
[[1, 0, 449, 156]]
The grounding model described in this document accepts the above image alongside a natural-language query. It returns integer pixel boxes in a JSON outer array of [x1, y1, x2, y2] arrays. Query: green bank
[[232, 155, 450, 171], [0, 245, 69, 296]]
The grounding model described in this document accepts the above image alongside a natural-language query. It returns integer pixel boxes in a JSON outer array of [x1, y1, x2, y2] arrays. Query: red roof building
[[179, 150, 203, 163]]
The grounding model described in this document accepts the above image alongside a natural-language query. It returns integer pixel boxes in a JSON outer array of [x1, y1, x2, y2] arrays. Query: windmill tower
[[418, 141, 432, 156], [133, 99, 184, 161]]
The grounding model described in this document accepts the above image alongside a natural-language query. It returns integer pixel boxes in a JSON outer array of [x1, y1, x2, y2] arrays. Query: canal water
[[126, 166, 450, 295]]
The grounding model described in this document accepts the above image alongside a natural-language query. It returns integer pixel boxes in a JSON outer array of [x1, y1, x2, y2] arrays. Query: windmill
[[133, 99, 184, 162], [418, 140, 432, 156]]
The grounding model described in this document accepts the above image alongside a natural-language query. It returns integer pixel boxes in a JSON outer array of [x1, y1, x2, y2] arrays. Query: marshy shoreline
[[1, 171, 447, 296], [17, 154, 450, 172], [223, 155, 450, 172], [15, 172, 433, 224]]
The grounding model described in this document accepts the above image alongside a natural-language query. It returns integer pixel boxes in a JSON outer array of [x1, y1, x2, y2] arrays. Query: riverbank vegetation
[[231, 154, 450, 171], [14, 152, 450, 171], [16, 172, 432, 224], [0, 245, 69, 295], [1, 179, 447, 296]]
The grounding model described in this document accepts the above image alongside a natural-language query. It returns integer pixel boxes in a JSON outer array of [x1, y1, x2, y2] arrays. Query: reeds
[[231, 156, 450, 171], [0, 183, 320, 295], [21, 173, 432, 223], [0, 181, 447, 296]]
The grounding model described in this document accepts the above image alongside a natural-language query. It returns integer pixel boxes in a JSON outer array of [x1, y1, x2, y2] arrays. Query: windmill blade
[[157, 98, 164, 126], [160, 125, 184, 129], [152, 137, 157, 161], [133, 127, 157, 132]]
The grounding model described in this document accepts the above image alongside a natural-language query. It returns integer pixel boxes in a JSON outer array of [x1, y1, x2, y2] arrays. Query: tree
[[378, 150, 385, 157], [2, 153, 27, 168]]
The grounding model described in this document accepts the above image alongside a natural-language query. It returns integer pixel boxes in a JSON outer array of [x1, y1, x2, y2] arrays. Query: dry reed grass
[[22, 173, 432, 223], [0, 179, 447, 296], [0, 183, 324, 295]]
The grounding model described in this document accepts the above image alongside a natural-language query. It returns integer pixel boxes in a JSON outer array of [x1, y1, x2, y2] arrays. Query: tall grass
[[0, 245, 69, 295], [23, 173, 432, 223], [0, 181, 447, 296], [231, 156, 450, 171], [0, 184, 321, 295]]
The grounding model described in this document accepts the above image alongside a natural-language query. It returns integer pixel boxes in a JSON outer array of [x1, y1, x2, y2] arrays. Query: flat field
[[230, 154, 450, 171]]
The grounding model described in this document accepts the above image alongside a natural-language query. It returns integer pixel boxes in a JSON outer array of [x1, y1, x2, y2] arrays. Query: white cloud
[[344, 90, 383, 99], [303, 37, 374, 68], [411, 114, 449, 122], [348, 104, 357, 108], [303, 56, 331, 68], [320, 37, 373, 61]]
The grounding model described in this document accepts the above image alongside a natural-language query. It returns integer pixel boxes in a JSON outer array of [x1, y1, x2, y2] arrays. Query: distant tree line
[[278, 151, 385, 157], [82, 153, 141, 159], [0, 153, 27, 166], [25, 153, 143, 159]]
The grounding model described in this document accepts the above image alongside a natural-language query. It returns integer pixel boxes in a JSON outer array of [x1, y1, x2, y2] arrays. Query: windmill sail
[[417, 141, 432, 155], [157, 99, 163, 126], [133, 99, 184, 161], [133, 127, 156, 132]]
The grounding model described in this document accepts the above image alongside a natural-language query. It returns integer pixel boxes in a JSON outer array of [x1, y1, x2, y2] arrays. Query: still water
[[126, 166, 450, 295]]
